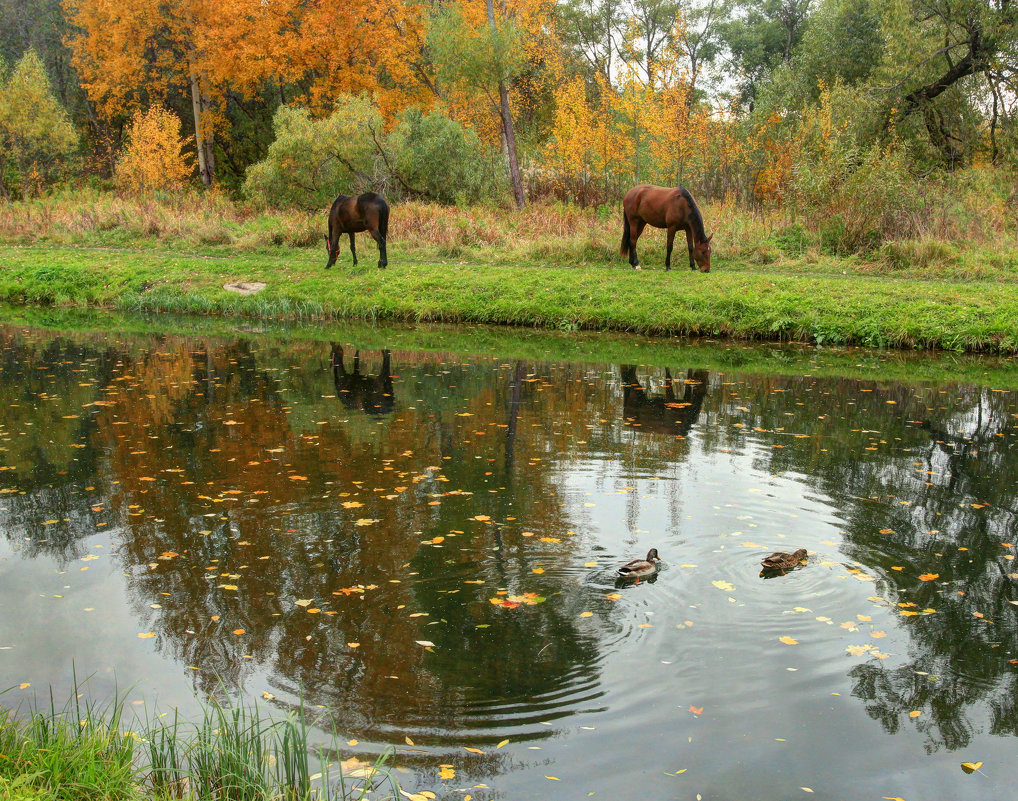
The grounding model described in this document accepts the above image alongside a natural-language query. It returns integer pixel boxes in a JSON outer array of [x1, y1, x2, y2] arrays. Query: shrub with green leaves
[[389, 108, 503, 205], [243, 97, 383, 210], [0, 50, 78, 199]]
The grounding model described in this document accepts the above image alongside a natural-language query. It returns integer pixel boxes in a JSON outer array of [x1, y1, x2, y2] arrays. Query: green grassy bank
[[1, 191, 1017, 353], [1, 242, 1017, 353]]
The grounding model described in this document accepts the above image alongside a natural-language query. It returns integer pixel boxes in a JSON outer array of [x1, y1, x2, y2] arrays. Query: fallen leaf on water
[[882, 797, 906, 801], [289, 475, 307, 481], [341, 757, 371, 777], [918, 573, 939, 582], [19, 683, 29, 689], [580, 611, 593, 618], [689, 706, 703, 715], [545, 776, 560, 781], [398, 791, 426, 801], [464, 747, 484, 754], [801, 788, 814, 794], [532, 567, 545, 574], [354, 518, 379, 526], [233, 629, 245, 636], [295, 599, 313, 607], [496, 739, 509, 748], [439, 766, 455, 780], [960, 761, 983, 774], [415, 640, 436, 647], [347, 642, 360, 648], [711, 580, 736, 592], [138, 632, 155, 639], [909, 711, 921, 718], [779, 636, 798, 645], [341, 501, 363, 508], [871, 631, 887, 638], [605, 593, 622, 601], [405, 736, 414, 746], [262, 692, 275, 700]]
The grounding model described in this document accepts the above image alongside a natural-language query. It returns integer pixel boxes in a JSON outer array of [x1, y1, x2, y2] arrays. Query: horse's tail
[[619, 211, 631, 258]]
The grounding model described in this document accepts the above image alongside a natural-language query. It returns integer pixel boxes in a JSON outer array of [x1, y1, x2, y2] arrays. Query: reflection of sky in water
[[0, 322, 1016, 800]]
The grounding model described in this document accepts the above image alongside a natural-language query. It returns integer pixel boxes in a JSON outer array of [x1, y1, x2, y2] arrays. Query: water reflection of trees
[[709, 374, 1018, 752], [2, 327, 1017, 753]]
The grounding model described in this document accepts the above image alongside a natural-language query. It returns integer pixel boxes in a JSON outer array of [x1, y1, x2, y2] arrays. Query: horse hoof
[[633, 266, 641, 271]]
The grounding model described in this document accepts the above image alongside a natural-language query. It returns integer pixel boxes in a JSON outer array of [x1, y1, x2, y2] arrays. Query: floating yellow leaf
[[779, 636, 798, 645], [580, 611, 593, 618], [909, 711, 921, 718], [262, 691, 275, 700], [711, 580, 736, 592], [605, 593, 622, 601], [347, 642, 360, 648], [405, 736, 415, 746], [439, 766, 455, 780], [341, 501, 363, 508], [961, 762, 983, 773], [496, 739, 509, 748], [545, 776, 560, 781], [138, 632, 155, 639], [233, 629, 245, 636], [918, 573, 939, 581], [416, 640, 436, 647], [871, 631, 887, 638], [464, 747, 484, 754], [355, 518, 379, 526], [532, 567, 545, 574], [19, 683, 29, 689]]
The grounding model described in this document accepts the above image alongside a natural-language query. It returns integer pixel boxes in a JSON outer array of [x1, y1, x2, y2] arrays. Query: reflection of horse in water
[[330, 345, 394, 416], [620, 366, 708, 436]]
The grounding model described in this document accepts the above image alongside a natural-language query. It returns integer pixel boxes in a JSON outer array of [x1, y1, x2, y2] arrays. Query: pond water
[[1, 313, 1017, 800]]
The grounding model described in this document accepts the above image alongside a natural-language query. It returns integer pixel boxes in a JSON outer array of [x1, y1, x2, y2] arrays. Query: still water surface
[[1, 318, 1017, 800]]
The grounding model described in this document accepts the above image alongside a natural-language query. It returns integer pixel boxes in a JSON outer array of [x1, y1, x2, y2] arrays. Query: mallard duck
[[760, 548, 808, 571], [617, 548, 660, 578]]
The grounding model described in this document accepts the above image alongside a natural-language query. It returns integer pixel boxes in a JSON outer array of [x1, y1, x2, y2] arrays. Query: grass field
[[1, 191, 1016, 353]]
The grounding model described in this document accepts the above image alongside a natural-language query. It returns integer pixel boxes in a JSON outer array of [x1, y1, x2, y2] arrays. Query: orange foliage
[[116, 106, 193, 192]]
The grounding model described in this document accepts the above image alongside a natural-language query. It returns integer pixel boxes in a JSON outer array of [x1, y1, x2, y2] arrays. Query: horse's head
[[693, 233, 713, 272]]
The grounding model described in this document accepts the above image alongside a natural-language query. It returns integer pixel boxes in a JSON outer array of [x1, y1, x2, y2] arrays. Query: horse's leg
[[370, 227, 387, 270], [684, 227, 696, 270], [665, 227, 677, 271], [629, 220, 646, 269], [349, 232, 357, 266], [325, 223, 339, 270]]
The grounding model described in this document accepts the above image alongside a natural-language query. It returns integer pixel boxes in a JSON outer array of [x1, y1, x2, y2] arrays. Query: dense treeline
[[0, 0, 1015, 227]]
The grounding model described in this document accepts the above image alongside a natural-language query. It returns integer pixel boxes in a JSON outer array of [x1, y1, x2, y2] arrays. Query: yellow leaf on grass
[[779, 636, 798, 645]]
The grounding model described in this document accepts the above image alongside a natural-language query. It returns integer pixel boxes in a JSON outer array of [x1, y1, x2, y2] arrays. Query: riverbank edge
[[2, 244, 1017, 354]]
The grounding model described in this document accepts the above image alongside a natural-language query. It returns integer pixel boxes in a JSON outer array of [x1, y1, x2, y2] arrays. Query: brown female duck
[[760, 548, 808, 571], [617, 548, 661, 578]]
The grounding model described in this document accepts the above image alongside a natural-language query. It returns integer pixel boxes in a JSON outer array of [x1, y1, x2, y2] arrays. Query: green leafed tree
[[0, 49, 78, 199], [243, 98, 383, 210], [428, 1, 526, 207], [388, 107, 504, 204]]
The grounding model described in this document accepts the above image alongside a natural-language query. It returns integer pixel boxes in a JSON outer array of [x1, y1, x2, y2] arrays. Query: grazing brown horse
[[324, 192, 389, 270], [620, 185, 712, 271]]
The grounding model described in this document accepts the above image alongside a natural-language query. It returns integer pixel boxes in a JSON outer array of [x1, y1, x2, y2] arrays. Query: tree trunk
[[189, 71, 215, 187], [485, 0, 525, 208]]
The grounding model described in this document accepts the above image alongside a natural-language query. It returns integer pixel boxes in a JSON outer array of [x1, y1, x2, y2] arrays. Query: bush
[[789, 83, 921, 252], [243, 97, 382, 210], [389, 107, 503, 205], [116, 106, 193, 193], [0, 50, 79, 199]]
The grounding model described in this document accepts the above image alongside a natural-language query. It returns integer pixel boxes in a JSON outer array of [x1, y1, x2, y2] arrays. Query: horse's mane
[[679, 188, 708, 243]]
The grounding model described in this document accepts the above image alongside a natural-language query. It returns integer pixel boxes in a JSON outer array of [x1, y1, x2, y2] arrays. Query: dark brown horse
[[620, 185, 712, 271], [324, 192, 389, 270]]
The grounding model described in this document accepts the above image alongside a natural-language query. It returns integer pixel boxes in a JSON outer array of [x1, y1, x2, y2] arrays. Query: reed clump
[[0, 689, 399, 801]]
